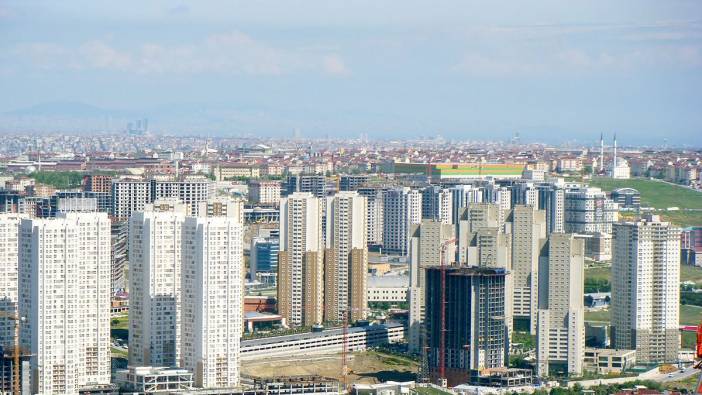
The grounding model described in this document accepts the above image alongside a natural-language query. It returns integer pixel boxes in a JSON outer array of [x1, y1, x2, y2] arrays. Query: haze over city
[[1, 0, 702, 144]]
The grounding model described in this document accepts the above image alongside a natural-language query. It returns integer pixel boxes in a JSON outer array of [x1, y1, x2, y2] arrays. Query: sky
[[1, 0, 701, 145]]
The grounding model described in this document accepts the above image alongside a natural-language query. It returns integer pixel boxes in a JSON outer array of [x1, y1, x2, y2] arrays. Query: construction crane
[[0, 310, 25, 395], [340, 306, 371, 393]]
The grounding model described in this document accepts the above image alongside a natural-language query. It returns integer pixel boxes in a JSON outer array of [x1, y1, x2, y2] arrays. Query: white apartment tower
[[19, 212, 112, 394], [0, 214, 20, 350], [382, 188, 422, 255], [181, 200, 243, 388], [357, 188, 384, 246], [278, 192, 324, 327], [128, 199, 187, 367], [611, 216, 680, 363], [324, 192, 368, 323], [536, 233, 585, 377]]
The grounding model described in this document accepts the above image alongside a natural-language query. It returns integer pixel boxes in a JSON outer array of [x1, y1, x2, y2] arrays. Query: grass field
[[681, 305, 702, 325], [413, 387, 453, 395], [584, 309, 611, 323], [111, 314, 128, 342], [587, 177, 702, 227], [587, 177, 702, 210], [681, 265, 702, 285]]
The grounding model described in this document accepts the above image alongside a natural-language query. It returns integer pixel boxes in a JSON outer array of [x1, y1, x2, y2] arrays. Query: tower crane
[[0, 310, 25, 395]]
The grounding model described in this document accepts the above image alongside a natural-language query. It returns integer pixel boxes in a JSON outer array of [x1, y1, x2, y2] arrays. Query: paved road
[[569, 366, 699, 389]]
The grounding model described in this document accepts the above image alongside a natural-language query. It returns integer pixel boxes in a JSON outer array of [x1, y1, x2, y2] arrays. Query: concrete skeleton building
[[323, 191, 368, 323], [425, 266, 508, 387], [19, 212, 112, 394], [536, 233, 585, 376], [382, 188, 422, 255], [611, 216, 680, 364], [181, 200, 244, 388], [278, 192, 324, 327]]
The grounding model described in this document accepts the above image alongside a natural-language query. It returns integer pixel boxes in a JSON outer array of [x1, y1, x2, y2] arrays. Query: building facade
[[425, 266, 508, 387], [278, 193, 324, 327], [323, 192, 368, 323], [382, 188, 422, 255], [181, 205, 243, 388], [128, 199, 187, 367], [611, 216, 680, 363], [536, 233, 585, 376], [19, 213, 112, 394]]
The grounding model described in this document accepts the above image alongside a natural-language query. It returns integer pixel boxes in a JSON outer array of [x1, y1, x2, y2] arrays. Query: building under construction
[[0, 345, 30, 394], [425, 266, 508, 387]]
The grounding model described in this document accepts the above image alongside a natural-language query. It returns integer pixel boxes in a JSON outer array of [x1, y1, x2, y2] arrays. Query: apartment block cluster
[[0, 193, 245, 393], [0, 135, 692, 392]]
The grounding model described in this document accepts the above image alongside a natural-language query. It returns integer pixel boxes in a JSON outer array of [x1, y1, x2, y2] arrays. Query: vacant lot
[[241, 350, 417, 384]]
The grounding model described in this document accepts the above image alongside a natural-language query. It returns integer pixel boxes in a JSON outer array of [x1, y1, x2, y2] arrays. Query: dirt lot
[[241, 351, 418, 384]]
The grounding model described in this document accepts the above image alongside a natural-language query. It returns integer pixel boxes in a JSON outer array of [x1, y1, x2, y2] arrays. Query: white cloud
[[12, 31, 350, 76]]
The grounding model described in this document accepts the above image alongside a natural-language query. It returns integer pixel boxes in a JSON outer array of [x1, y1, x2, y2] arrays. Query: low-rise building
[[583, 348, 637, 374], [115, 366, 194, 393], [367, 275, 408, 303], [241, 324, 404, 361]]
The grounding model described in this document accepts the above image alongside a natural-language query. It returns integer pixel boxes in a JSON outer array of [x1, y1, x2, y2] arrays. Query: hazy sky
[[1, 1, 701, 144]]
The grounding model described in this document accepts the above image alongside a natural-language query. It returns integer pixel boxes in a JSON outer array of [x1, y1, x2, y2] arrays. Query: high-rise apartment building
[[324, 192, 368, 323], [536, 233, 585, 376], [128, 199, 187, 367], [450, 185, 484, 226], [611, 216, 680, 363], [407, 220, 456, 352], [0, 214, 20, 350], [112, 177, 213, 220], [382, 188, 422, 255], [249, 180, 281, 206], [457, 203, 513, 336], [421, 186, 453, 224], [536, 183, 565, 234], [339, 174, 369, 191], [357, 187, 384, 246], [425, 266, 508, 387], [19, 213, 111, 394], [286, 175, 326, 198], [564, 185, 618, 260], [250, 229, 280, 280], [181, 201, 243, 388], [112, 179, 152, 220], [511, 205, 547, 333], [82, 174, 113, 194], [151, 176, 212, 216], [278, 192, 324, 327], [111, 220, 129, 292]]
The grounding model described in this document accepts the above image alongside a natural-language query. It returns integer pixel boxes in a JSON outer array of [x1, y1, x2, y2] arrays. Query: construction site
[[241, 350, 418, 385]]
